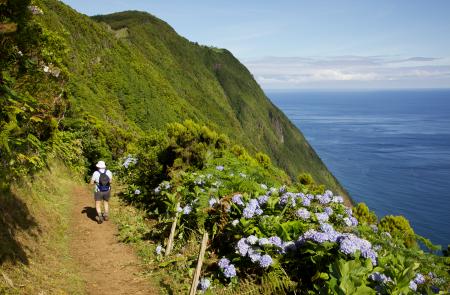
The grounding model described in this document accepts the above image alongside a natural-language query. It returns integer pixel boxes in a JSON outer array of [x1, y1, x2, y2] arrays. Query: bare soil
[[70, 186, 158, 295]]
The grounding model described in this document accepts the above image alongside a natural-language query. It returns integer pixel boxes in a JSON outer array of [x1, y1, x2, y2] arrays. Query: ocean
[[267, 89, 450, 248]]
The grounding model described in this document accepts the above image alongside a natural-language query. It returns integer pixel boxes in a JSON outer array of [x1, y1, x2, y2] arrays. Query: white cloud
[[243, 55, 450, 89]]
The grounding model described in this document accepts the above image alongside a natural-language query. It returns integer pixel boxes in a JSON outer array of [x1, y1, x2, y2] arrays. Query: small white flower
[[43, 65, 49, 72]]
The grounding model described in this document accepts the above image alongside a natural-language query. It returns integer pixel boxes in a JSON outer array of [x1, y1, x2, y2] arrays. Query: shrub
[[353, 203, 378, 224], [378, 215, 416, 248]]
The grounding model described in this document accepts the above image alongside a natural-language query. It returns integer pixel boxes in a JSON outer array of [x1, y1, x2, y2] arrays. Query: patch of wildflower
[[232, 194, 244, 206], [198, 278, 211, 292], [296, 208, 311, 220], [122, 155, 137, 168], [156, 245, 164, 255], [258, 254, 273, 268]]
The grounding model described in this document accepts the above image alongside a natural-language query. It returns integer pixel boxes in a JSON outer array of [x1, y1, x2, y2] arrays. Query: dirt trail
[[70, 186, 157, 295]]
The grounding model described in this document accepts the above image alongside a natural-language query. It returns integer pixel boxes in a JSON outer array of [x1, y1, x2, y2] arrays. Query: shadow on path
[[81, 206, 98, 223], [0, 188, 39, 265]]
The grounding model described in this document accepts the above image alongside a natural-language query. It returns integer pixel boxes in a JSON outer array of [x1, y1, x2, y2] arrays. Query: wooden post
[[165, 202, 180, 256], [189, 231, 209, 295]]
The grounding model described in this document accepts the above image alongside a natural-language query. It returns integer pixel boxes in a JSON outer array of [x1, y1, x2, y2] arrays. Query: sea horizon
[[267, 89, 450, 248]]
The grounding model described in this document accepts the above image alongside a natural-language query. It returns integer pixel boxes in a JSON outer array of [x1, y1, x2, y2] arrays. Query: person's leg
[[103, 201, 109, 220], [95, 200, 103, 223], [103, 190, 111, 221]]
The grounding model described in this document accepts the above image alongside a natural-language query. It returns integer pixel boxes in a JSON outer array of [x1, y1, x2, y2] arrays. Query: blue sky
[[61, 0, 450, 89]]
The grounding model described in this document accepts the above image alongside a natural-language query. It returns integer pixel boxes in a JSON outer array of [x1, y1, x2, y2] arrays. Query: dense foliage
[[119, 121, 450, 294], [27, 0, 349, 199]]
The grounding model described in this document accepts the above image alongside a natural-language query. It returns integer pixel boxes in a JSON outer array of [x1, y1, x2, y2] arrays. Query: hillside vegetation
[[34, 0, 348, 200], [1, 1, 448, 294]]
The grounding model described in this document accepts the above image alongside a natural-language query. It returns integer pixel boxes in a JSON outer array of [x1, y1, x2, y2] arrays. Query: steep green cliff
[[37, 0, 348, 199]]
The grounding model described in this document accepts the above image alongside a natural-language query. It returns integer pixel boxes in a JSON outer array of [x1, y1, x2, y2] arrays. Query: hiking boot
[[103, 213, 109, 221], [97, 215, 103, 224]]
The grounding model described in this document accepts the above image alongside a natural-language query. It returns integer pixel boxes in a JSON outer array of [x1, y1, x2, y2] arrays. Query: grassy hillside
[[0, 162, 84, 294], [36, 0, 349, 201]]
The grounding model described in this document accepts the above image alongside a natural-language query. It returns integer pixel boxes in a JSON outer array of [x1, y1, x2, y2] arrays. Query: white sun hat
[[96, 161, 106, 169]]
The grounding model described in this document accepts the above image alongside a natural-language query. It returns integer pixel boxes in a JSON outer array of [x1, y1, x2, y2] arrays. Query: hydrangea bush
[[118, 122, 449, 294]]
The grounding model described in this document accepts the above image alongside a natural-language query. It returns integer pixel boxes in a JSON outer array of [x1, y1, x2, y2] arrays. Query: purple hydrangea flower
[[343, 217, 353, 227], [199, 278, 211, 291], [134, 189, 141, 195], [296, 208, 311, 220], [279, 185, 287, 194], [258, 238, 270, 246], [414, 273, 425, 285], [223, 264, 236, 278], [338, 234, 376, 264], [269, 236, 283, 248], [301, 197, 311, 207], [216, 165, 224, 171], [183, 205, 192, 215], [249, 253, 262, 263], [324, 207, 334, 216], [218, 257, 230, 269], [409, 280, 417, 291], [255, 208, 264, 215], [349, 216, 358, 226], [232, 194, 244, 206], [243, 207, 255, 218], [345, 208, 353, 216], [258, 254, 273, 268], [209, 197, 218, 207], [369, 272, 393, 284], [316, 212, 329, 223], [257, 195, 269, 205], [279, 192, 296, 207], [236, 238, 250, 256], [316, 194, 331, 204], [301, 229, 329, 244], [156, 245, 164, 255]]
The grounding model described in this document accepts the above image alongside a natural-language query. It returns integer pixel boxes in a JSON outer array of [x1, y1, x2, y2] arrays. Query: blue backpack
[[98, 172, 110, 192]]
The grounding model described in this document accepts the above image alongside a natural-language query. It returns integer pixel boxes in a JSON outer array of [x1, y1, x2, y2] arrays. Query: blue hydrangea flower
[[199, 278, 211, 292], [301, 229, 329, 244], [134, 189, 141, 195], [343, 217, 353, 227], [249, 253, 262, 263], [232, 194, 244, 206], [324, 207, 334, 216], [243, 207, 255, 218], [156, 245, 164, 255], [349, 216, 358, 226], [176, 205, 183, 213], [269, 236, 283, 248], [345, 208, 353, 216], [122, 155, 137, 168], [255, 208, 264, 215], [282, 241, 297, 252], [246, 235, 258, 245], [236, 238, 250, 256], [279, 185, 287, 194], [209, 197, 218, 207], [223, 264, 236, 278], [257, 195, 269, 205], [301, 197, 311, 207], [218, 257, 230, 269], [183, 205, 192, 215], [315, 212, 329, 223], [409, 280, 417, 291], [414, 273, 425, 285], [258, 238, 270, 246], [296, 208, 311, 220], [258, 254, 273, 268], [216, 165, 224, 171], [369, 272, 393, 284], [316, 194, 331, 204]]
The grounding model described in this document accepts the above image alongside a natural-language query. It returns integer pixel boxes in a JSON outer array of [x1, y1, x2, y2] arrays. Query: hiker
[[90, 161, 113, 224]]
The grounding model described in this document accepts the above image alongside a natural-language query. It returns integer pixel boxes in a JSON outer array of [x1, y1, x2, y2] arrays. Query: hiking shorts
[[94, 190, 111, 201]]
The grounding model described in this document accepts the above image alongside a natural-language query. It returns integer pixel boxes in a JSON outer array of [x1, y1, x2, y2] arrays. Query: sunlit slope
[[39, 0, 349, 200]]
